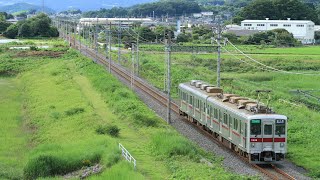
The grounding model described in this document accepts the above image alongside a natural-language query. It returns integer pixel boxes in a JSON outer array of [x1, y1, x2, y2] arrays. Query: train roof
[[179, 81, 287, 120]]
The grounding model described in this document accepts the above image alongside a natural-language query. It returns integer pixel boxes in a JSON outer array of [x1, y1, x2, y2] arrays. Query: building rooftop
[[242, 19, 314, 24]]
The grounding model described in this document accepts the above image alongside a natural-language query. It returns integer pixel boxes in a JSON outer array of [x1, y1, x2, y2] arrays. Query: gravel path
[[80, 46, 311, 179]]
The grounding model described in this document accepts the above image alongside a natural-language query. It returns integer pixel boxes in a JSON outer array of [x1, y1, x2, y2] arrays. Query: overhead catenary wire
[[226, 39, 320, 76], [221, 45, 276, 73]]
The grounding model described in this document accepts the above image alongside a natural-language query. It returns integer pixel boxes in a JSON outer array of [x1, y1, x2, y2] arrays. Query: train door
[[244, 123, 247, 148], [208, 105, 212, 128], [228, 115, 232, 140], [262, 121, 274, 154], [240, 121, 244, 147], [240, 121, 247, 148], [218, 109, 222, 133]]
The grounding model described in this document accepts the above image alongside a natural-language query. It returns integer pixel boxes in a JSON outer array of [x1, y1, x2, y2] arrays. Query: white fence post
[[119, 143, 136, 170]]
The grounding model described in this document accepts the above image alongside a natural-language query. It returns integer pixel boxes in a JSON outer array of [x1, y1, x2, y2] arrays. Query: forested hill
[[83, 0, 201, 17], [82, 0, 320, 25], [0, 3, 55, 14]]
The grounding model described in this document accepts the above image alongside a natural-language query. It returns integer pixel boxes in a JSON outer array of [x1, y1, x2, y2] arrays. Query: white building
[[79, 18, 153, 26], [241, 19, 315, 44]]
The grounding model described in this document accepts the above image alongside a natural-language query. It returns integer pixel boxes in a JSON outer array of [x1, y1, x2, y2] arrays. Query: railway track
[[67, 36, 295, 180]]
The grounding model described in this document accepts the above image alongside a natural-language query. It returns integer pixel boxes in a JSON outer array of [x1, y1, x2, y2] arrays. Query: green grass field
[[117, 44, 320, 178], [0, 77, 28, 179], [0, 40, 245, 179]]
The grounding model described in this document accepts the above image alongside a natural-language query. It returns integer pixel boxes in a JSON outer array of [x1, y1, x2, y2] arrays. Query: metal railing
[[119, 143, 136, 170]]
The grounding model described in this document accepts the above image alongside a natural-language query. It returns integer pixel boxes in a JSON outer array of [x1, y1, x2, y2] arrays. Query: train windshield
[[275, 119, 286, 136], [250, 119, 261, 136]]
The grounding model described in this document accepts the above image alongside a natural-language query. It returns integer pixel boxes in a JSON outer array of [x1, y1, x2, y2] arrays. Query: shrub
[[23, 155, 65, 179], [106, 151, 121, 167], [30, 46, 38, 51], [64, 107, 84, 116], [132, 112, 158, 127], [23, 146, 102, 179], [151, 130, 199, 160], [3, 24, 18, 39], [50, 112, 60, 119], [96, 125, 120, 137]]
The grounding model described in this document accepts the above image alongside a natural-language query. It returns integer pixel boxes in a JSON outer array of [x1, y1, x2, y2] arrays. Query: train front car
[[248, 114, 287, 164]]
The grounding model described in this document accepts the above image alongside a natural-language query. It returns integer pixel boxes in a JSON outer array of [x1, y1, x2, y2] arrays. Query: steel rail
[[67, 36, 294, 180]]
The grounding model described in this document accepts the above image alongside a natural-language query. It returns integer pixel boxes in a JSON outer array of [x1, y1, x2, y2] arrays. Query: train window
[[203, 103, 206, 112], [275, 119, 286, 136], [210, 106, 213, 117], [264, 124, 272, 135], [219, 110, 222, 122], [229, 115, 232, 128], [250, 119, 261, 136], [223, 113, 228, 124], [233, 118, 238, 131], [214, 109, 218, 119], [245, 124, 247, 137], [240, 122, 243, 135], [190, 96, 193, 105]]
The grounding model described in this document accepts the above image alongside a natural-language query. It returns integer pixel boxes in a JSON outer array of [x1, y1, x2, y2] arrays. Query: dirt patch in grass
[[15, 51, 65, 58]]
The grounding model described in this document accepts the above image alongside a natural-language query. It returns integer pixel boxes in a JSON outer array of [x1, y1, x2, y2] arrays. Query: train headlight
[[280, 143, 284, 147], [251, 143, 255, 148]]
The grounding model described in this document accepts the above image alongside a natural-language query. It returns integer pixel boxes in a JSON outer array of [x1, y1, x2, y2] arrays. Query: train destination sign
[[251, 119, 261, 124], [276, 119, 285, 124]]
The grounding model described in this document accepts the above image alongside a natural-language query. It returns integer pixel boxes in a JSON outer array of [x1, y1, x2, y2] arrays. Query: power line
[[227, 39, 320, 76]]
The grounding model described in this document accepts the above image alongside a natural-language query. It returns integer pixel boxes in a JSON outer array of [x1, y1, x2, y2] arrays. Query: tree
[[238, 0, 320, 24], [3, 24, 18, 39], [0, 21, 11, 33], [138, 27, 156, 42], [223, 32, 240, 43], [244, 29, 300, 47], [0, 14, 5, 21], [3, 13, 59, 38], [154, 26, 174, 42], [48, 27, 59, 37], [18, 23, 32, 37], [176, 33, 191, 43], [0, 12, 13, 20]]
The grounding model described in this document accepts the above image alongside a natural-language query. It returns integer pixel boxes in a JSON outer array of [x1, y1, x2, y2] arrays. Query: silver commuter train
[[178, 80, 287, 163]]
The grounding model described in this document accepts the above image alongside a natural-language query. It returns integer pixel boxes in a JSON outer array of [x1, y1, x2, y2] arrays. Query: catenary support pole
[[216, 17, 222, 88], [109, 22, 112, 73], [118, 20, 121, 63], [165, 37, 172, 124]]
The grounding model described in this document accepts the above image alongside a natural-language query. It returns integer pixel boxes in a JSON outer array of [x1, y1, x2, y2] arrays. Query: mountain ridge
[[0, 2, 55, 14], [0, 0, 157, 12]]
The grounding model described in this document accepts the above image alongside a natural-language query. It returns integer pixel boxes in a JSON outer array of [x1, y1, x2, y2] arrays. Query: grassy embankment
[[116, 44, 320, 178], [0, 39, 246, 179]]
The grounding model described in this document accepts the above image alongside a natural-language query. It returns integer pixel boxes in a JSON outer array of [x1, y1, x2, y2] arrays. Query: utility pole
[[165, 36, 172, 124], [73, 21, 76, 48], [95, 18, 99, 62], [79, 22, 82, 52], [68, 21, 71, 45], [216, 16, 222, 88], [87, 25, 90, 48], [163, 29, 167, 92], [131, 43, 135, 89], [118, 20, 121, 63], [105, 23, 109, 61], [109, 22, 112, 73], [136, 35, 140, 76]]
